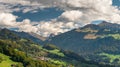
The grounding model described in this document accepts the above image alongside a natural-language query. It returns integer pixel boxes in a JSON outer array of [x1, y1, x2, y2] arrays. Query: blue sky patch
[[112, 0, 120, 6], [13, 7, 64, 22]]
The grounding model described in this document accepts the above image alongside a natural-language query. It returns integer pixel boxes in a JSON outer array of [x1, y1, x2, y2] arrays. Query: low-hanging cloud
[[0, 13, 18, 27], [0, 0, 120, 37], [0, 12, 77, 37], [0, 13, 38, 33]]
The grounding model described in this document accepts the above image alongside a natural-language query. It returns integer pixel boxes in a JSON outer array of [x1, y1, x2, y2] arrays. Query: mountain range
[[0, 21, 120, 67]]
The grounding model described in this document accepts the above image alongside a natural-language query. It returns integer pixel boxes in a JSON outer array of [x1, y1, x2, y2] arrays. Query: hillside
[[0, 53, 22, 67], [47, 21, 120, 66]]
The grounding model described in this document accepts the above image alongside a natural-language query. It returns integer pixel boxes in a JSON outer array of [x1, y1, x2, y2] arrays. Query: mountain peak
[[98, 21, 111, 26], [98, 21, 120, 30], [81, 24, 100, 30]]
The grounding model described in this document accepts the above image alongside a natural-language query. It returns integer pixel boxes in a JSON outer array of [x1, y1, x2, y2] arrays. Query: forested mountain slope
[[47, 22, 120, 66]]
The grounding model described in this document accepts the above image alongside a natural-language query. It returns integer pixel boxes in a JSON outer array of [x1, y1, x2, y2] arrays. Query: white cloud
[[18, 19, 38, 33], [0, 0, 47, 13], [58, 10, 83, 22], [58, 0, 120, 24], [37, 21, 64, 37], [36, 21, 79, 37], [0, 13, 18, 27], [0, 13, 38, 33]]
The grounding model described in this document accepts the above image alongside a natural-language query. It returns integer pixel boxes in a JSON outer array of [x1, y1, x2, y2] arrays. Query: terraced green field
[[100, 34, 120, 40]]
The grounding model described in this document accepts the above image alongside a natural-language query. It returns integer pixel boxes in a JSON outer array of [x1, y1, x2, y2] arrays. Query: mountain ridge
[[46, 21, 120, 66]]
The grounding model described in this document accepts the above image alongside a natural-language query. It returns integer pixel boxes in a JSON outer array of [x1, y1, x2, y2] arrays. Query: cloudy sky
[[0, 0, 120, 37]]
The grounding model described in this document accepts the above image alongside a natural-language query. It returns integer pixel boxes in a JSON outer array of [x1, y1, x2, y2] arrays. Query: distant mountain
[[46, 21, 120, 66], [14, 31, 45, 44], [0, 28, 45, 45], [28, 32, 46, 41]]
